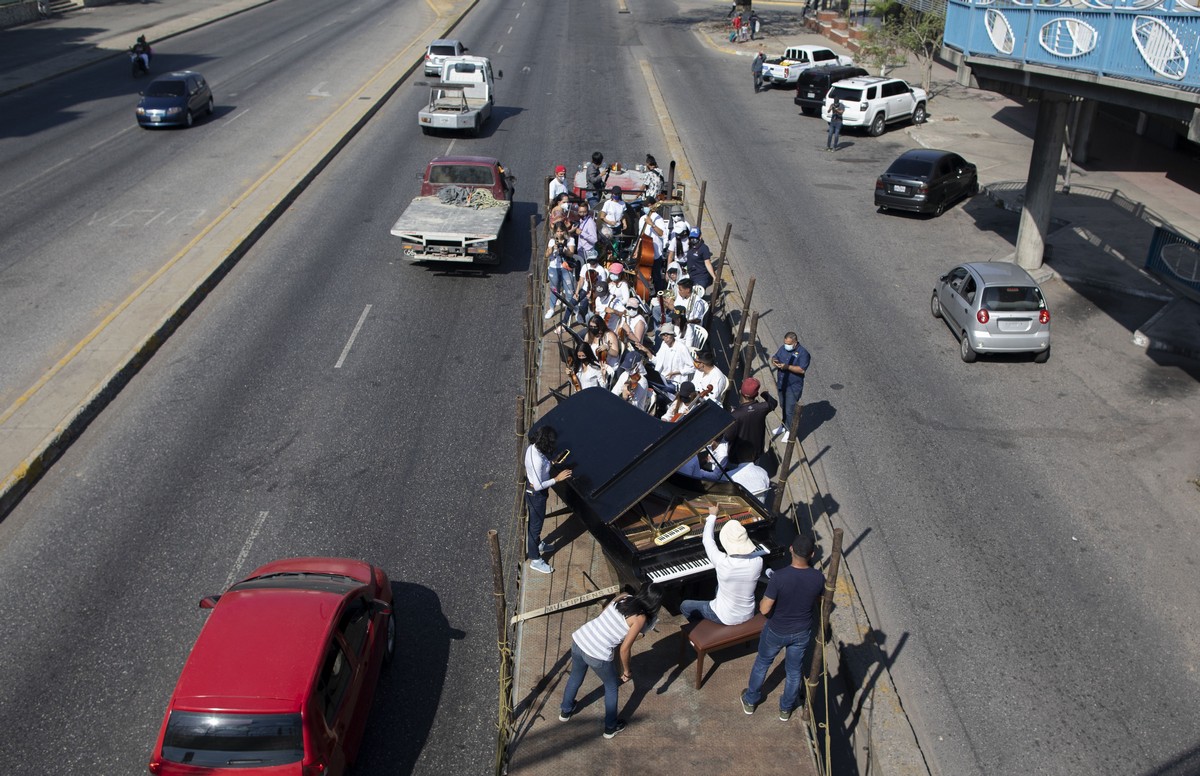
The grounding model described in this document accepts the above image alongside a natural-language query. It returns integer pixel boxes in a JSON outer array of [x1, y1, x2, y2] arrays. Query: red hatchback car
[[148, 558, 395, 775]]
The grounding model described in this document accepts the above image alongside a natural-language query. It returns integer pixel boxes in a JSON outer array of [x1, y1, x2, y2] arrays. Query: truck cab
[[419, 156, 514, 200], [418, 56, 501, 136]]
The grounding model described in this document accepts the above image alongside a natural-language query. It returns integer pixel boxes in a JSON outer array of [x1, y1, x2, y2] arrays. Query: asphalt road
[[2, 0, 1199, 775], [0, 0, 438, 405], [644, 2, 1200, 774]]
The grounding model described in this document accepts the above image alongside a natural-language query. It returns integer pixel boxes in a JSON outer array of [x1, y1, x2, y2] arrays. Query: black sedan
[[874, 149, 978, 216], [136, 71, 214, 128]]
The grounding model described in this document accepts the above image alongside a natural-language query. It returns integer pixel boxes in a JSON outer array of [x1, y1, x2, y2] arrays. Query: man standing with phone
[[771, 332, 810, 443], [826, 96, 845, 151]]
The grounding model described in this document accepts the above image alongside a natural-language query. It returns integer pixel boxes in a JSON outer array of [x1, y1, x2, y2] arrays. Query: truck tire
[[913, 102, 927, 125], [471, 115, 481, 137], [421, 126, 434, 136], [869, 113, 886, 137]]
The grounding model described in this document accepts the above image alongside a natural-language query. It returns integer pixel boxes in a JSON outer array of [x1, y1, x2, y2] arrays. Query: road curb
[[0, 0, 481, 520]]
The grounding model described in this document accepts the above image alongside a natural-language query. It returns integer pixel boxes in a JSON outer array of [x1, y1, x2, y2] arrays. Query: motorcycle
[[129, 43, 151, 77]]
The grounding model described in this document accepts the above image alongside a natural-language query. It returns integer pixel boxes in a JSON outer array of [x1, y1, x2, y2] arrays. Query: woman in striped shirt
[[558, 583, 663, 739]]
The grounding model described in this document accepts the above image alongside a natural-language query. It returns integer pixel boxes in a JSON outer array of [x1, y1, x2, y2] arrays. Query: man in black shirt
[[724, 378, 778, 465], [741, 534, 825, 720]]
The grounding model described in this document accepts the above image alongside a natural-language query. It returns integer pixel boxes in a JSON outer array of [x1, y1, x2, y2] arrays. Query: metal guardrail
[[1146, 225, 1200, 301], [945, 0, 1200, 91]]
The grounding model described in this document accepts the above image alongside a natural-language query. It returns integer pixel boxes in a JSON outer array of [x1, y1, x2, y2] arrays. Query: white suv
[[822, 76, 928, 137]]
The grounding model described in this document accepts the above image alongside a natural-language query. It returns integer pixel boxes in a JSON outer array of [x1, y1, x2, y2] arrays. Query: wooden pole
[[722, 278, 755, 407], [801, 527, 843, 723], [772, 398, 804, 514], [695, 180, 707, 229], [743, 311, 760, 381], [488, 529, 514, 768], [710, 222, 733, 313]]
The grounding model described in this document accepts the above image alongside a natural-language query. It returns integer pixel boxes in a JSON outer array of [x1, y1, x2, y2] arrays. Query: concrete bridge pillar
[[1015, 91, 1070, 271], [1071, 99, 1098, 166]]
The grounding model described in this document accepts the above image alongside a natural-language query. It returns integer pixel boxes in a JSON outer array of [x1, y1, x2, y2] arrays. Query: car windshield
[[887, 158, 934, 178], [428, 164, 496, 186], [430, 45, 457, 56], [162, 712, 304, 767], [982, 285, 1044, 312], [146, 81, 186, 98], [230, 571, 362, 594], [830, 86, 861, 101]]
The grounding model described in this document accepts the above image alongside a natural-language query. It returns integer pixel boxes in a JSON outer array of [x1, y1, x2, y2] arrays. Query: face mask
[[609, 272, 620, 281], [642, 206, 650, 215], [784, 344, 796, 352], [588, 327, 600, 334]]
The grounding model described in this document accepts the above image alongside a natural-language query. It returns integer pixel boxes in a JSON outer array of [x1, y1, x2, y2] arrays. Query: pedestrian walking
[[826, 96, 845, 151], [524, 426, 572, 574], [740, 534, 825, 721], [560, 583, 663, 739], [732, 13, 743, 43], [751, 49, 766, 93], [770, 331, 810, 443]]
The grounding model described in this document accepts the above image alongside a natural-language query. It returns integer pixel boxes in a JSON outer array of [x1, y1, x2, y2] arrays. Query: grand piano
[[531, 387, 792, 589]]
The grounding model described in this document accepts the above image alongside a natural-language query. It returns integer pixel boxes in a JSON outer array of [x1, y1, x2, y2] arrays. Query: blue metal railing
[[944, 0, 1200, 90]]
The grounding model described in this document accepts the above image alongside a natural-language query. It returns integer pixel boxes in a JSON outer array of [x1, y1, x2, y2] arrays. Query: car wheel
[[960, 331, 977, 363], [968, 178, 980, 197], [913, 102, 927, 124], [383, 610, 396, 668], [1034, 347, 1050, 364], [869, 113, 886, 137], [933, 199, 945, 217], [801, 107, 817, 116], [931, 292, 943, 319], [205, 97, 214, 116], [184, 110, 193, 128]]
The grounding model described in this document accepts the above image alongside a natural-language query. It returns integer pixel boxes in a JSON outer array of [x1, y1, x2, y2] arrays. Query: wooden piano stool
[[678, 614, 767, 690]]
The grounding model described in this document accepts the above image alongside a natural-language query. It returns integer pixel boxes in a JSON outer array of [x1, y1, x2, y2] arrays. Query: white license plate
[[893, 185, 908, 194], [807, 92, 815, 98]]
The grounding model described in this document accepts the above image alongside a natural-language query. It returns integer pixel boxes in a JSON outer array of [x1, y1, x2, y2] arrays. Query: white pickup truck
[[417, 56, 501, 136], [761, 45, 853, 87]]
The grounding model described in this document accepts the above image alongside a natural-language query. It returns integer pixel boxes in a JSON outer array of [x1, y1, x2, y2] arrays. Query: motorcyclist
[[130, 35, 152, 72]]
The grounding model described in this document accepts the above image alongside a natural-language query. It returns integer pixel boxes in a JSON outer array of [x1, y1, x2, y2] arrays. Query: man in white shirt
[[726, 461, 772, 501], [524, 426, 573, 575], [680, 507, 764, 626], [600, 186, 627, 236], [548, 164, 569, 203], [676, 279, 708, 350], [634, 323, 693, 393], [692, 351, 728, 405]]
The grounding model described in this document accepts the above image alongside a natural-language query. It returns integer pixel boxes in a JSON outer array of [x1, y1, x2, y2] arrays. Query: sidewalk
[[695, 8, 1200, 362]]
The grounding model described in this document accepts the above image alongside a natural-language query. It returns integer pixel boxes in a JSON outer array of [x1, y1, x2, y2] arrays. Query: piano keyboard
[[645, 543, 769, 583]]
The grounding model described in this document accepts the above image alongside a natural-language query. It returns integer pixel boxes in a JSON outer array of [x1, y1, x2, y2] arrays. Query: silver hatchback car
[[931, 262, 1051, 362]]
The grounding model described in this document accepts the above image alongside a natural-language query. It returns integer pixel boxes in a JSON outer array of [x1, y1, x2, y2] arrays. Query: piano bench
[[678, 614, 767, 690]]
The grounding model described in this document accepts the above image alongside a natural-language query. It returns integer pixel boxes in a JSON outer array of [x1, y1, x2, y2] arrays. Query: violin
[[668, 385, 713, 422]]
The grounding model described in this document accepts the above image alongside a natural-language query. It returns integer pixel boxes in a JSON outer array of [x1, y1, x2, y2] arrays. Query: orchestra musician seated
[[585, 313, 622, 373], [611, 360, 653, 412], [590, 282, 626, 335], [677, 440, 731, 482], [631, 322, 693, 395], [662, 380, 698, 422], [571, 345, 606, 391], [692, 351, 729, 406]]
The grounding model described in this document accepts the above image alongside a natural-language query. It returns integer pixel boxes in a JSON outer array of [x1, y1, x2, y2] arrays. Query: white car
[[822, 76, 927, 137], [424, 38, 467, 77]]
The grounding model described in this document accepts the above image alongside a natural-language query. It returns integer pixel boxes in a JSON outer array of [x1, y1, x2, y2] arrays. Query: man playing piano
[[679, 506, 763, 626]]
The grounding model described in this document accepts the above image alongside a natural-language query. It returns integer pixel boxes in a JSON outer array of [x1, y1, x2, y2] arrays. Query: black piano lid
[[530, 387, 734, 525]]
